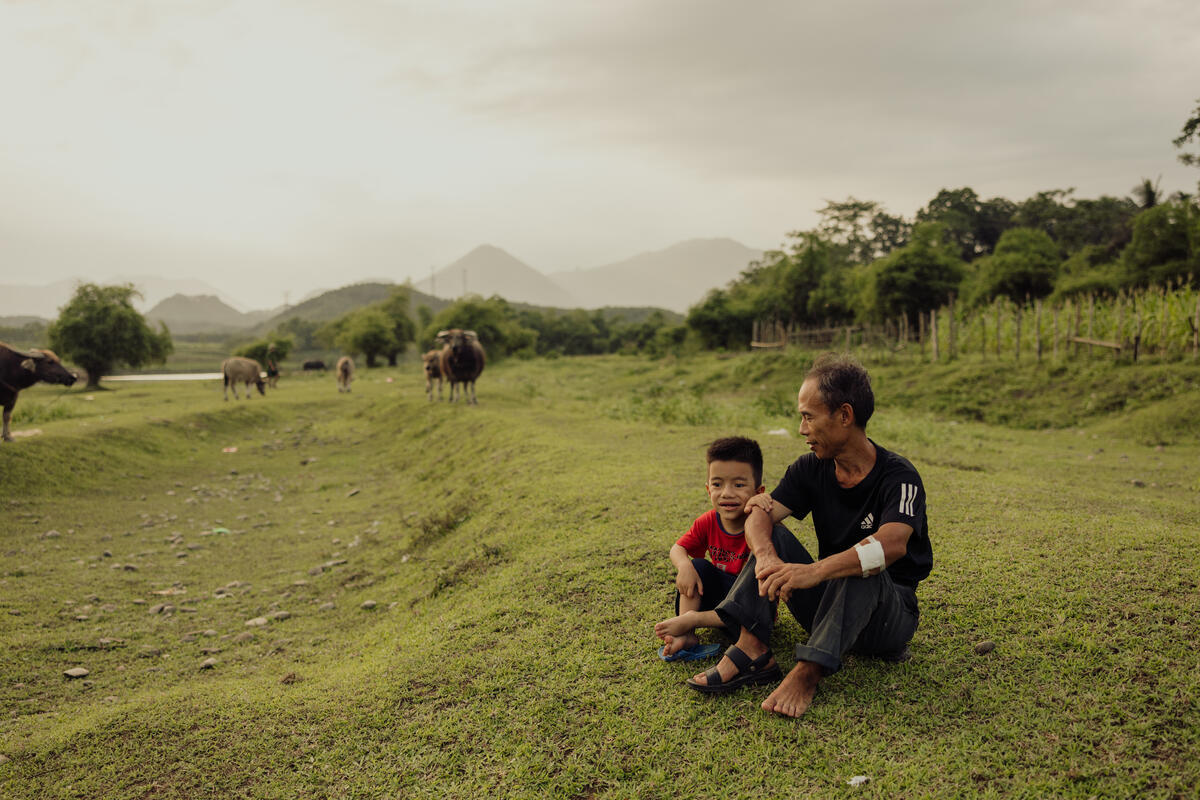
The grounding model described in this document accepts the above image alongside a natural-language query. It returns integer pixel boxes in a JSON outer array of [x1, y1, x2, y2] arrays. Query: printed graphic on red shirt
[[675, 509, 750, 575]]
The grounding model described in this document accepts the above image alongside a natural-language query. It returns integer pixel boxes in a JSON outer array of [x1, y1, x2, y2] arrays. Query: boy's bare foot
[[761, 660, 821, 717], [654, 612, 696, 641], [660, 631, 699, 657]]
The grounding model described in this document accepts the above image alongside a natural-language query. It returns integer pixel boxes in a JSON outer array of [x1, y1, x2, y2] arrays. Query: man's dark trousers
[[715, 526, 918, 673]]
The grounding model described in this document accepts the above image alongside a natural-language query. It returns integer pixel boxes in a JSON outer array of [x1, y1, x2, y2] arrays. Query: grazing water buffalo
[[222, 357, 265, 400], [0, 342, 77, 442], [336, 356, 354, 393], [422, 349, 443, 401], [302, 360, 326, 371], [436, 329, 485, 405]]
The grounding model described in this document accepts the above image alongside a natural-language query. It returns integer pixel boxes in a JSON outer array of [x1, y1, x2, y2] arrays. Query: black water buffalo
[[302, 360, 326, 371], [0, 342, 77, 442], [436, 329, 485, 405]]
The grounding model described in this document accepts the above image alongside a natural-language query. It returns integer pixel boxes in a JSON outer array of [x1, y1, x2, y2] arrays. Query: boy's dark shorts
[[674, 557, 739, 615]]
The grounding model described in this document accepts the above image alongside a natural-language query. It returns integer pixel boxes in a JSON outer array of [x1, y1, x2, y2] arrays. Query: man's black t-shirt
[[770, 441, 932, 588]]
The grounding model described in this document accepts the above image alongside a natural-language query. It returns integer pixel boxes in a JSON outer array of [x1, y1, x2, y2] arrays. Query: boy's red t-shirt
[[675, 509, 750, 575]]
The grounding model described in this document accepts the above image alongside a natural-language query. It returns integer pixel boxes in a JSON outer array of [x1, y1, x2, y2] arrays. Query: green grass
[[1, 354, 1198, 798]]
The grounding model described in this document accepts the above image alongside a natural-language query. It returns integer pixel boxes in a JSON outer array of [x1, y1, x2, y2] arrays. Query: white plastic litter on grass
[[767, 428, 790, 436], [848, 775, 870, 787]]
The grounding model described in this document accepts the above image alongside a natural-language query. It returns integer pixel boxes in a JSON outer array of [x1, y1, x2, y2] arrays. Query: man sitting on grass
[[654, 436, 792, 661], [686, 354, 933, 718]]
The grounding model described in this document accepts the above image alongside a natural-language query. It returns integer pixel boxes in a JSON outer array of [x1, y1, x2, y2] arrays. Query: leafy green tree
[[966, 228, 1061, 304], [270, 317, 319, 350], [686, 288, 753, 350], [868, 222, 965, 322], [1011, 189, 1076, 249], [814, 198, 909, 264], [235, 336, 294, 365], [1051, 246, 1125, 300], [422, 296, 537, 358], [376, 287, 418, 366], [337, 309, 397, 367], [47, 283, 173, 388], [1122, 201, 1199, 286], [917, 188, 987, 261], [1174, 97, 1200, 170], [1131, 177, 1162, 210]]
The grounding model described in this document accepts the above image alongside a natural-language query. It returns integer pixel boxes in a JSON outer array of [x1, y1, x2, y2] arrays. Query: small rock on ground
[[64, 667, 90, 679], [360, 600, 377, 610], [974, 640, 996, 655]]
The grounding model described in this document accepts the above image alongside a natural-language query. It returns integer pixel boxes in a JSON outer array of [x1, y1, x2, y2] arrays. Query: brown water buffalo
[[222, 356, 265, 400], [0, 342, 77, 442], [422, 349, 443, 401], [436, 329, 485, 405], [336, 356, 354, 393]]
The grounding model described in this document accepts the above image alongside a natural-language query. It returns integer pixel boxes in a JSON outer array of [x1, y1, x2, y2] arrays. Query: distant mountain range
[[413, 245, 579, 308], [549, 238, 763, 312], [0, 276, 251, 320], [1, 237, 762, 332], [144, 295, 282, 335]]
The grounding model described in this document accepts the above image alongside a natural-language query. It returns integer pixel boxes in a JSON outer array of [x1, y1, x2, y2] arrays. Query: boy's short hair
[[706, 436, 763, 486], [805, 353, 874, 429]]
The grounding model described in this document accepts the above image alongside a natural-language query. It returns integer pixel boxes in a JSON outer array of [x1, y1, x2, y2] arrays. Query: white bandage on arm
[[854, 536, 886, 577]]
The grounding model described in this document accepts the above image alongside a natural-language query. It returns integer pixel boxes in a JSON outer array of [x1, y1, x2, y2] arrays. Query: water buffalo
[[436, 329, 485, 405], [222, 357, 265, 400], [422, 349, 443, 401], [336, 356, 354, 393], [302, 360, 326, 371], [0, 342, 77, 442]]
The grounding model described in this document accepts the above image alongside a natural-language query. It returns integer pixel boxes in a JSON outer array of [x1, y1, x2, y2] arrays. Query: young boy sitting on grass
[[654, 436, 766, 661]]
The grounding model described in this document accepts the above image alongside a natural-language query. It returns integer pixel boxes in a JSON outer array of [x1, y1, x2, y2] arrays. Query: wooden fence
[[752, 281, 1200, 364]]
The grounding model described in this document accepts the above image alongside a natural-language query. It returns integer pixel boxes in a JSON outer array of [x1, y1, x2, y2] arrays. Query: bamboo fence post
[[1053, 306, 1059, 361], [1159, 286, 1168, 358], [1116, 293, 1125, 351], [1073, 299, 1081, 358], [1035, 298, 1043, 362], [1015, 303, 1022, 361], [1087, 294, 1095, 359], [948, 294, 956, 360], [931, 308, 939, 362], [1134, 305, 1142, 363], [995, 301, 1002, 359], [918, 311, 926, 360]]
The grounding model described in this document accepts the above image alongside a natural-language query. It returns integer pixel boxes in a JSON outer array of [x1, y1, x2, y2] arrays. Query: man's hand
[[744, 494, 774, 517], [675, 565, 703, 599], [756, 560, 821, 603]]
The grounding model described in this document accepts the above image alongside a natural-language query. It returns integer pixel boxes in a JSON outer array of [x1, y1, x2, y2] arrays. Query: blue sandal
[[658, 642, 722, 662], [686, 645, 781, 694]]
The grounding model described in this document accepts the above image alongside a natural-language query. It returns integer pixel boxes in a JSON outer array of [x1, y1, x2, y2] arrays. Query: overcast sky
[[2, 0, 1198, 310]]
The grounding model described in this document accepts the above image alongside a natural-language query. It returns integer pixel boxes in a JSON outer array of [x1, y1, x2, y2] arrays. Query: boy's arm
[[669, 543, 703, 598]]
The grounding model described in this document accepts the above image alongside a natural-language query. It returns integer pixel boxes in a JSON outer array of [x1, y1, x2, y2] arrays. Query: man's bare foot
[[689, 638, 771, 686], [761, 660, 821, 717], [660, 631, 699, 657], [654, 611, 697, 641]]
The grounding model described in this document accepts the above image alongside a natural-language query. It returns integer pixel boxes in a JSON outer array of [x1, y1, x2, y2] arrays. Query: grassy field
[[1, 353, 1198, 798]]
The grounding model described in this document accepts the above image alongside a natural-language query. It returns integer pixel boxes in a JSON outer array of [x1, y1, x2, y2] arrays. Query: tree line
[[686, 99, 1200, 349]]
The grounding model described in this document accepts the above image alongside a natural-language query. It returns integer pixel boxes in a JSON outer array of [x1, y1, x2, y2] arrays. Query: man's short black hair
[[706, 436, 763, 486], [805, 353, 874, 429]]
